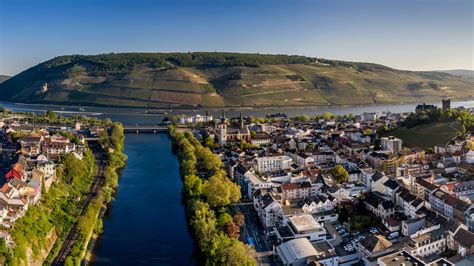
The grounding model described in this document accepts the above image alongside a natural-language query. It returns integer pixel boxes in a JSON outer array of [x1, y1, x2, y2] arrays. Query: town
[[0, 110, 125, 265], [174, 101, 474, 266]]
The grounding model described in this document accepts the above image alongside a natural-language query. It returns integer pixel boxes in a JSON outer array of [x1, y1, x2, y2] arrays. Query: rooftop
[[288, 214, 323, 233], [276, 238, 318, 264], [378, 250, 425, 266]]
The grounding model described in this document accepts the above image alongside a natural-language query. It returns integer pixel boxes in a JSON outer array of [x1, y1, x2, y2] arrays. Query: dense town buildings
[[0, 115, 102, 249], [188, 104, 474, 265]]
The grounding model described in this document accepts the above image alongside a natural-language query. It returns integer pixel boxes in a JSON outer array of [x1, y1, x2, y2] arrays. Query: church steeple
[[221, 110, 226, 123], [239, 112, 244, 129]]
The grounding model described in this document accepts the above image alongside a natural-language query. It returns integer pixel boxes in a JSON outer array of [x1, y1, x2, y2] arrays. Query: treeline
[[53, 52, 314, 72], [0, 109, 110, 126], [317, 58, 393, 72], [168, 125, 255, 265], [402, 108, 474, 133], [64, 122, 127, 265]]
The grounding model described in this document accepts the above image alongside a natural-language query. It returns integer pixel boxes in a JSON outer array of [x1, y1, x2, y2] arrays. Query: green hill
[[0, 52, 473, 108]]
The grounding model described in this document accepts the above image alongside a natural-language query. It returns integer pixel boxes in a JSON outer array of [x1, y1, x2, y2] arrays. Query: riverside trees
[[168, 126, 255, 265]]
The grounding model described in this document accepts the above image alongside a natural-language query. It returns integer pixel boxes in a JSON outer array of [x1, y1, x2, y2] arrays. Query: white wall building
[[381, 136, 402, 154], [256, 155, 292, 173], [179, 114, 213, 124]]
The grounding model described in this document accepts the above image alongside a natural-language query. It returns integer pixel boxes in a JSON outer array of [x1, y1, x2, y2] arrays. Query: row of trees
[[64, 122, 127, 265], [0, 109, 112, 128], [403, 108, 474, 133], [168, 126, 256, 265]]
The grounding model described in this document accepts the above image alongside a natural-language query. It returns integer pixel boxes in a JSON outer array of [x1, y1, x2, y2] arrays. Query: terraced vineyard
[[1, 52, 473, 108]]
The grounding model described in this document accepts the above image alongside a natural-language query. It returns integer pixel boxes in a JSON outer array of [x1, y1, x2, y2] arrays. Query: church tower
[[239, 112, 244, 129], [217, 111, 227, 145]]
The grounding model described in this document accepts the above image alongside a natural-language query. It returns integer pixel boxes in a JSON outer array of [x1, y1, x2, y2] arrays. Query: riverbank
[[2, 99, 474, 127], [75, 123, 127, 265], [168, 125, 256, 265], [49, 123, 126, 265], [3, 97, 474, 112]]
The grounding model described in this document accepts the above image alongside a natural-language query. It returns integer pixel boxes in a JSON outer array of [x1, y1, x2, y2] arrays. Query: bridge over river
[[123, 124, 168, 133]]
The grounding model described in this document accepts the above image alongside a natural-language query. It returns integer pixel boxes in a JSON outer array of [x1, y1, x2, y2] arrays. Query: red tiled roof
[[5, 164, 23, 180]]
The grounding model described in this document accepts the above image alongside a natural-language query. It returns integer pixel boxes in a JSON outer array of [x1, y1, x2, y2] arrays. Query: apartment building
[[256, 155, 292, 173], [381, 136, 402, 154]]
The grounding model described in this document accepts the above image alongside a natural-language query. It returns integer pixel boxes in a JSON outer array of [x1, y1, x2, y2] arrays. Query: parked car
[[388, 232, 399, 240], [351, 231, 360, 236], [369, 227, 378, 234]]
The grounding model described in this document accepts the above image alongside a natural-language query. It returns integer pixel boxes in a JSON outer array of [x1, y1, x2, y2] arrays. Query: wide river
[[1, 100, 474, 264], [1, 100, 473, 126], [91, 134, 195, 265]]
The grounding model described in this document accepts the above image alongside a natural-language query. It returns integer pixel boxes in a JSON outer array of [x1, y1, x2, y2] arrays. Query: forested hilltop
[[1, 52, 473, 108]]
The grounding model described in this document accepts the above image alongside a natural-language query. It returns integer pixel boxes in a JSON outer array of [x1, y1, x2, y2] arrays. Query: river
[[91, 133, 196, 265], [1, 100, 473, 126]]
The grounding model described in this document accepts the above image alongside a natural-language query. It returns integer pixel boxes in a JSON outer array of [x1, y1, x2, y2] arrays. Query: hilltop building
[[415, 102, 437, 112]]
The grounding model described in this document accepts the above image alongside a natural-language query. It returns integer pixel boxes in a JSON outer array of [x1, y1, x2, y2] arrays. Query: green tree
[[332, 165, 349, 183], [204, 136, 215, 148], [191, 200, 218, 252], [184, 174, 203, 198], [217, 212, 234, 229], [322, 112, 332, 120], [110, 123, 125, 152], [103, 118, 113, 127], [203, 171, 241, 208], [196, 147, 222, 173], [46, 110, 57, 120], [209, 233, 256, 265]]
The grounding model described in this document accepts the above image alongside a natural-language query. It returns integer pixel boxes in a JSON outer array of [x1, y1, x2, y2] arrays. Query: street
[[232, 202, 279, 265]]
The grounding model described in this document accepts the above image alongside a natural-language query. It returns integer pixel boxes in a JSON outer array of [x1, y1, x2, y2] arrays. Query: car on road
[[370, 227, 378, 234], [388, 232, 399, 240]]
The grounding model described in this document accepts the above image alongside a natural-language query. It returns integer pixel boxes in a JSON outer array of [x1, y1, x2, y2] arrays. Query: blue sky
[[0, 0, 472, 75]]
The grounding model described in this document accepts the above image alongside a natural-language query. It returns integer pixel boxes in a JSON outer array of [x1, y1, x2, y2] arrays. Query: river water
[[1, 100, 473, 126], [91, 134, 196, 265]]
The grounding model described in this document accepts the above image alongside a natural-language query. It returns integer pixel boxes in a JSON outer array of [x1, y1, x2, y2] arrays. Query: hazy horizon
[[1, 0, 473, 76]]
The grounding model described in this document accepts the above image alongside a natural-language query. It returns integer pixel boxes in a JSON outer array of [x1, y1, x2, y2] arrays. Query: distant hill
[[0, 75, 10, 84], [0, 52, 473, 108], [439, 69, 474, 80]]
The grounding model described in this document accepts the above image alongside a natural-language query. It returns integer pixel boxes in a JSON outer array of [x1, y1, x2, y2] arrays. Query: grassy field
[[387, 122, 460, 149]]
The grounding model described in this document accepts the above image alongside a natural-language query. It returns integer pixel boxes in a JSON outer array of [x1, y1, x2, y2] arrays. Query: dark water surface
[[92, 134, 195, 265]]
